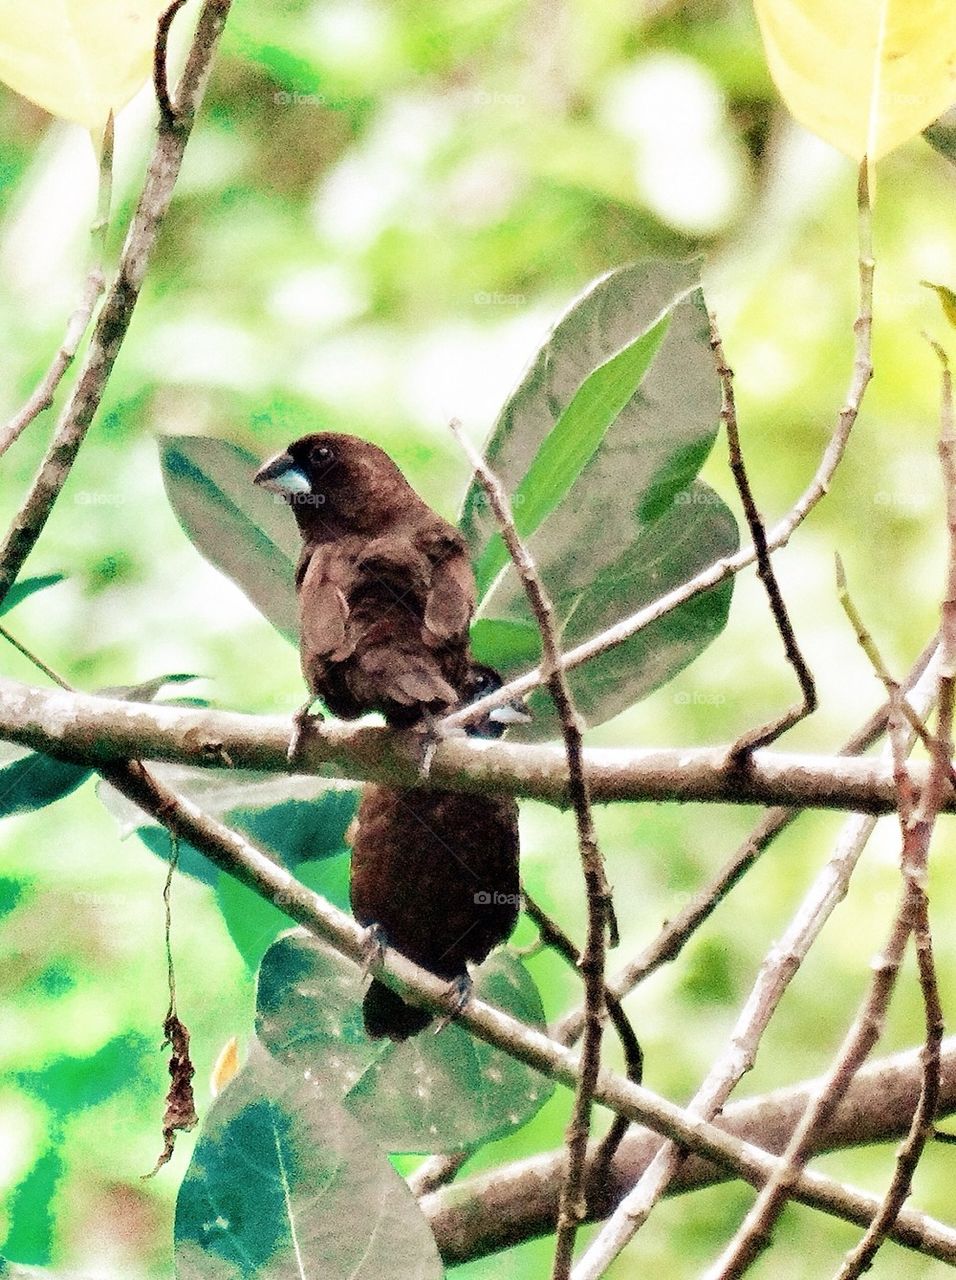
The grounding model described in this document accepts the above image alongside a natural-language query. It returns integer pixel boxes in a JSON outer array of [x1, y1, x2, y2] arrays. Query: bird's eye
[[310, 443, 335, 466]]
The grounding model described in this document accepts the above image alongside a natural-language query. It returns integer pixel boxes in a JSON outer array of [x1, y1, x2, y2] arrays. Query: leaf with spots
[[255, 930, 553, 1153], [175, 1043, 442, 1280]]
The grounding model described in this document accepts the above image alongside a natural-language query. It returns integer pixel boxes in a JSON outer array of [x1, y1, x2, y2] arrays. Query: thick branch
[[425, 1039, 956, 1264], [3, 675, 956, 814]]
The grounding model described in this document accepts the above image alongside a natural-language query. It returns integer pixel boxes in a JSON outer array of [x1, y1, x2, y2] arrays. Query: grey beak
[[254, 450, 311, 495], [489, 700, 532, 726]]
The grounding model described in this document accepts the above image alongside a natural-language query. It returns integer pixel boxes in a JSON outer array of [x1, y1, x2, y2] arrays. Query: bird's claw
[[288, 699, 323, 765], [402, 713, 445, 781], [361, 922, 388, 980], [434, 972, 473, 1034]]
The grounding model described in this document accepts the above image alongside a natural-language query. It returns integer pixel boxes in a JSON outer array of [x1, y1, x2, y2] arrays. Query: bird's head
[[254, 432, 415, 537], [460, 663, 531, 739]]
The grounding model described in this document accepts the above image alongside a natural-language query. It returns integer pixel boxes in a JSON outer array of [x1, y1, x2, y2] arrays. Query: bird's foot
[[360, 922, 388, 980], [288, 699, 324, 765], [401, 712, 446, 781], [434, 972, 473, 1034]]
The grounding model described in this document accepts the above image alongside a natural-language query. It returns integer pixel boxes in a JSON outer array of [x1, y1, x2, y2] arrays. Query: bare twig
[[836, 557, 956, 787], [831, 343, 955, 1280], [572, 657, 940, 1280], [6, 673, 956, 813], [705, 360, 952, 1280], [450, 420, 611, 1280], [521, 891, 643, 1190], [0, 0, 232, 607], [709, 314, 816, 760], [0, 116, 114, 459], [425, 1039, 956, 1264], [154, 0, 190, 127], [441, 161, 874, 741]]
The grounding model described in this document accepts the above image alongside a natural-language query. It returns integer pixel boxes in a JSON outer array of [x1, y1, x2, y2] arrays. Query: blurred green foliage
[[2, 0, 956, 1276]]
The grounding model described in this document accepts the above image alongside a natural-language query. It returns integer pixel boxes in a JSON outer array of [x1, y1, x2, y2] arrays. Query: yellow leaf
[[922, 280, 956, 330], [753, 0, 956, 161], [0, 0, 173, 129], [210, 1035, 241, 1097]]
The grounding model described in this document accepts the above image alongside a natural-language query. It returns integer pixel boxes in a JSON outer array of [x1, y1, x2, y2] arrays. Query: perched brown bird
[[350, 665, 526, 1040], [254, 433, 476, 730]]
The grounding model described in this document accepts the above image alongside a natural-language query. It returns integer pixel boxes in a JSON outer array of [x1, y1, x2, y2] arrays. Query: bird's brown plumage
[[255, 432, 476, 726], [349, 664, 524, 1040]]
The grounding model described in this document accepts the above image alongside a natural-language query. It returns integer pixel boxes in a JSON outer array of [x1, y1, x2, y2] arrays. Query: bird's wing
[[298, 549, 354, 660], [356, 645, 459, 709], [423, 542, 476, 643]]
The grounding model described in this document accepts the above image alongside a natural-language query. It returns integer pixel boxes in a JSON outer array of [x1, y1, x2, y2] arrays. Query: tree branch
[[4, 674, 956, 814], [450, 420, 611, 1280], [0, 0, 232, 605], [424, 1039, 956, 1264]]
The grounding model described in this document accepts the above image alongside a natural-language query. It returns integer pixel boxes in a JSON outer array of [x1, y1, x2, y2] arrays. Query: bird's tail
[[363, 979, 432, 1041]]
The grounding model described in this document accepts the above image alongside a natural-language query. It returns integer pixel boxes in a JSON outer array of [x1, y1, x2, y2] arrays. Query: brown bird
[[254, 432, 476, 731], [350, 665, 526, 1040]]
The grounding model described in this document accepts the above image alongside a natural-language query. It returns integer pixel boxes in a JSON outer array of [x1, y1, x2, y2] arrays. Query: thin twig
[[832, 342, 955, 1280], [521, 891, 643, 1190], [836, 555, 956, 787], [0, 0, 232, 608], [709, 314, 816, 760], [154, 0, 190, 127], [0, 116, 114, 459], [572, 657, 940, 1280], [450, 419, 612, 1280], [441, 160, 874, 740], [705, 359, 953, 1280], [552, 632, 940, 1049]]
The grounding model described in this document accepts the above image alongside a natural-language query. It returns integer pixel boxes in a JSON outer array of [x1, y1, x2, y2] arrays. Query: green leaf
[[159, 436, 300, 643], [460, 260, 714, 563], [175, 1044, 443, 1280], [0, 673, 206, 823], [473, 309, 672, 597], [0, 574, 64, 617], [488, 483, 739, 738], [457, 261, 736, 732], [255, 929, 553, 1153], [0, 743, 91, 820]]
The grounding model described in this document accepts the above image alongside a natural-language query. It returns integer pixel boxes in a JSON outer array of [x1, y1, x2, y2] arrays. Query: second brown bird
[[350, 665, 524, 1040]]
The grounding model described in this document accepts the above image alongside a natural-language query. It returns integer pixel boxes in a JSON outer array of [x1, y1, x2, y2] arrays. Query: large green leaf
[[460, 260, 716, 564], [459, 261, 735, 731], [160, 436, 300, 642], [256, 929, 552, 1153], [473, 307, 673, 596], [175, 1044, 442, 1280]]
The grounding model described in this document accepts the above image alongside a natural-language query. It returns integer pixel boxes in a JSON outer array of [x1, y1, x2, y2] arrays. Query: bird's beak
[[254, 450, 311, 495], [489, 699, 532, 726]]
